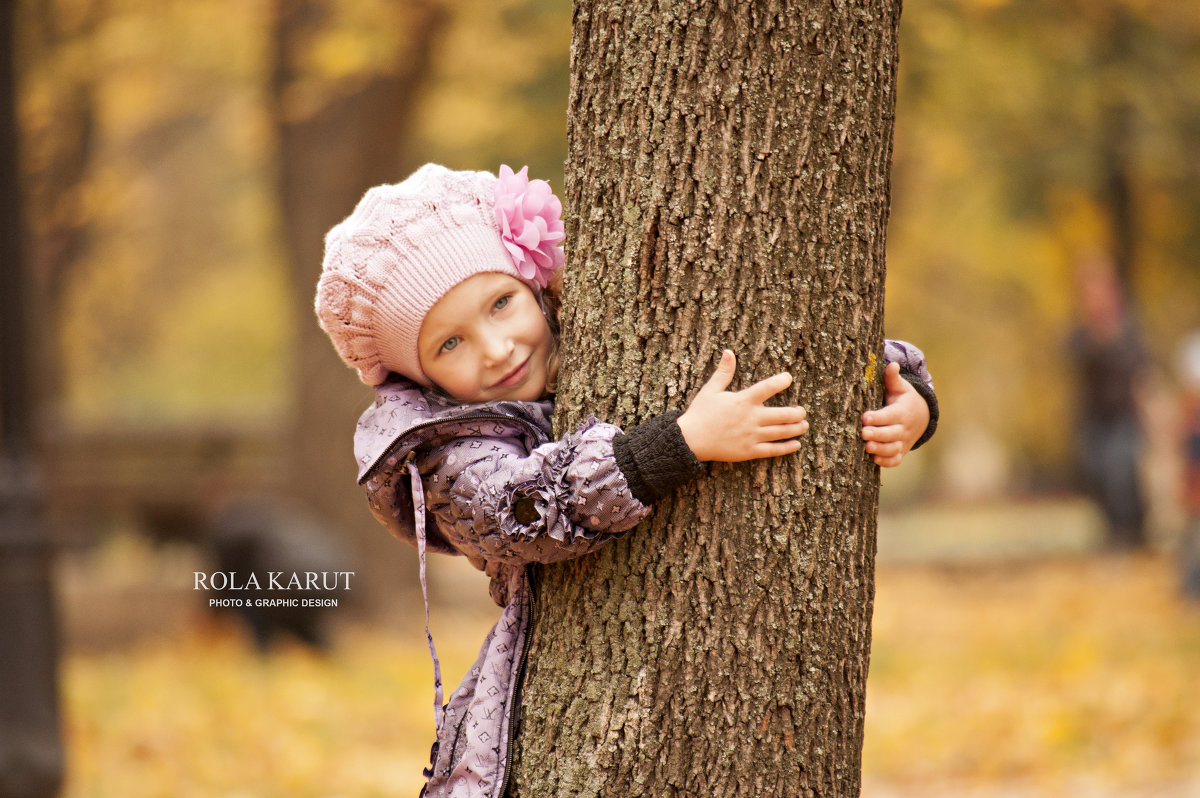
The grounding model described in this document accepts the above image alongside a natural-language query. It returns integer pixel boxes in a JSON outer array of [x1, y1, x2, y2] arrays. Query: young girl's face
[[417, 273, 555, 403]]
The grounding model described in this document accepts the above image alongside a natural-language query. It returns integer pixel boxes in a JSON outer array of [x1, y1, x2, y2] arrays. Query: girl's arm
[[678, 343, 936, 469], [676, 350, 809, 462], [425, 353, 809, 565], [422, 416, 699, 565], [862, 339, 939, 467]]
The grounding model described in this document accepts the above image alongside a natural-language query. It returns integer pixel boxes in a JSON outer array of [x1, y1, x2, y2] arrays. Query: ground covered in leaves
[[62, 553, 1200, 797]]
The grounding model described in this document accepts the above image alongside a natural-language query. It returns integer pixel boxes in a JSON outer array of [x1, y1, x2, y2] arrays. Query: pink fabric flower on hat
[[494, 164, 565, 287]]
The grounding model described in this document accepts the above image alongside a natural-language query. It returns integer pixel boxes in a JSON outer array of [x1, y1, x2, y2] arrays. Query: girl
[[315, 164, 937, 798]]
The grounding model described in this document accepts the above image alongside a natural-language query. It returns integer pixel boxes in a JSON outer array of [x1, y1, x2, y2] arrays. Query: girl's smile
[[417, 273, 554, 403], [493, 355, 532, 389]]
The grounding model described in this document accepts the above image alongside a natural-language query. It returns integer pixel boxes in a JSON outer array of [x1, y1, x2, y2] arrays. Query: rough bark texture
[[511, 1, 899, 795]]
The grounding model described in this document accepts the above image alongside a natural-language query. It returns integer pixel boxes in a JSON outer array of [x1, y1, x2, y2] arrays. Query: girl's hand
[[677, 350, 809, 463], [861, 361, 930, 468]]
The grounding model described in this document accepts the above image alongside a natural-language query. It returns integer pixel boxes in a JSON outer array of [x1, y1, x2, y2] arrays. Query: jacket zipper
[[497, 564, 538, 798], [360, 412, 546, 485]]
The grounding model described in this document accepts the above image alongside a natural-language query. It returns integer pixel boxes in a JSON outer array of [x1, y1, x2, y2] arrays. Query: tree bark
[[511, 1, 899, 795]]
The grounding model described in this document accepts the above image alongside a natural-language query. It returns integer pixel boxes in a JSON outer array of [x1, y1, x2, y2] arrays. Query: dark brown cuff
[[900, 370, 939, 450], [612, 411, 705, 505]]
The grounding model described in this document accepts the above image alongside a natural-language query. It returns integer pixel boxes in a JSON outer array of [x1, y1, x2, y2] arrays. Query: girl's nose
[[481, 334, 514, 366]]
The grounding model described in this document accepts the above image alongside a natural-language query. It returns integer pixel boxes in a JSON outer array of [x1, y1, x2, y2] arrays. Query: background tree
[[2, 4, 62, 796], [511, 1, 900, 795], [270, 0, 448, 606], [14, 0, 578, 616], [268, 0, 572, 605]]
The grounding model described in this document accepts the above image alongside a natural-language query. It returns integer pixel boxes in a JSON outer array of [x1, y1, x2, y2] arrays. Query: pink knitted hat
[[315, 163, 564, 386]]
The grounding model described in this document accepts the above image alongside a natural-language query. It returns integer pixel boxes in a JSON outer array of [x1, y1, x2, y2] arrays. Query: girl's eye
[[494, 294, 511, 311], [440, 337, 460, 353]]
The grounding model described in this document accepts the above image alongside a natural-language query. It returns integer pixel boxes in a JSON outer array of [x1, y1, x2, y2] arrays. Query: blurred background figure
[[207, 501, 355, 650], [1068, 252, 1148, 551], [141, 499, 356, 651], [1177, 332, 1200, 598]]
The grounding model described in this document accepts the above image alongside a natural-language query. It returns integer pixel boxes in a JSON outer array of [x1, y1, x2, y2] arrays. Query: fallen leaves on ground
[[61, 554, 1200, 797], [864, 553, 1200, 797]]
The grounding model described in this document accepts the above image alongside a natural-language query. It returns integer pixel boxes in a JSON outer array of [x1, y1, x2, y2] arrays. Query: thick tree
[[510, 2, 899, 795]]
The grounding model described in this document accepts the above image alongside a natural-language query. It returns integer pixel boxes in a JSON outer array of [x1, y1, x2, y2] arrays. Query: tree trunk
[[1097, 7, 1137, 293], [270, 0, 446, 610], [0, 2, 63, 795], [511, 2, 899, 795]]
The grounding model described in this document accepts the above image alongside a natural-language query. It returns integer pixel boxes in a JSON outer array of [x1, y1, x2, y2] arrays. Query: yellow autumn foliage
[[60, 552, 1200, 796]]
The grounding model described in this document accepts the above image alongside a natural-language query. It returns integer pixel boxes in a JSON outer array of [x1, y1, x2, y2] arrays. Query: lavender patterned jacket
[[355, 340, 936, 798]]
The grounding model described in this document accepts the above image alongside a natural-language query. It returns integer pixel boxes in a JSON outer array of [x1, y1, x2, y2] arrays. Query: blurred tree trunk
[[1, 2, 62, 796], [1098, 6, 1137, 292], [510, 2, 898, 795], [16, 0, 98, 410], [270, 0, 446, 608]]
